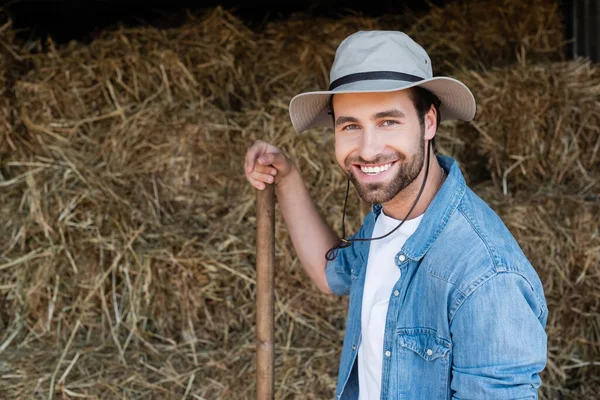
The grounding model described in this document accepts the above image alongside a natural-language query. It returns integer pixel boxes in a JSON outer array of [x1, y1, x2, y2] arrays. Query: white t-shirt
[[358, 211, 423, 400]]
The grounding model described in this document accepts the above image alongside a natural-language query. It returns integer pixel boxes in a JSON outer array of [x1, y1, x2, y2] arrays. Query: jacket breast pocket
[[394, 328, 452, 399]]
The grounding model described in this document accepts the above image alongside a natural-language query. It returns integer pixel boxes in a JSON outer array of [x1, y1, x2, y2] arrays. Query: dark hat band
[[328, 71, 424, 91]]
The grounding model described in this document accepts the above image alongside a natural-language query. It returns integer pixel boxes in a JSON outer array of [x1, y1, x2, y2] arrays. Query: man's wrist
[[275, 164, 301, 192]]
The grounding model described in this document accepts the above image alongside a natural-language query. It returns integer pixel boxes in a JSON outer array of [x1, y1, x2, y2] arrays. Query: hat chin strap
[[325, 141, 432, 262]]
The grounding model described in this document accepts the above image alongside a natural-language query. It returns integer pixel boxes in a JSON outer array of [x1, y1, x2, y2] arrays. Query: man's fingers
[[246, 140, 281, 173], [244, 141, 268, 173], [250, 170, 275, 185], [248, 176, 270, 190], [245, 146, 260, 174], [244, 141, 285, 189], [253, 165, 277, 175], [257, 152, 286, 169]]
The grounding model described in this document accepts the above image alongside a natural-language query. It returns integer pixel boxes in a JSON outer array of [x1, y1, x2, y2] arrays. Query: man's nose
[[358, 127, 382, 162]]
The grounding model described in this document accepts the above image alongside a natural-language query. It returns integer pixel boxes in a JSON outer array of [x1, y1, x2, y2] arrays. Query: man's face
[[333, 90, 434, 204]]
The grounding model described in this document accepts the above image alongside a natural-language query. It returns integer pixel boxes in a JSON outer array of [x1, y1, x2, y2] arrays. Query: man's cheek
[[334, 144, 350, 169]]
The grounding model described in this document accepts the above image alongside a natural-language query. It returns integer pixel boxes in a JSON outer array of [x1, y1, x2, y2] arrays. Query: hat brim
[[288, 77, 476, 134]]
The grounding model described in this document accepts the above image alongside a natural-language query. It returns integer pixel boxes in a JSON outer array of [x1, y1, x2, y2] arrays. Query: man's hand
[[245, 140, 294, 190], [243, 139, 338, 294]]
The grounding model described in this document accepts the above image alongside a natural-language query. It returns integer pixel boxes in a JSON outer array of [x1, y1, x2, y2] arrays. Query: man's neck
[[381, 155, 445, 221]]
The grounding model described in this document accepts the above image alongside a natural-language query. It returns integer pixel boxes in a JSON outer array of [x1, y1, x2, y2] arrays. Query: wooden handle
[[256, 184, 275, 399]]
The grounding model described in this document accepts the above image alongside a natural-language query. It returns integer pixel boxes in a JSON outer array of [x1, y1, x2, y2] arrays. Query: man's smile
[[352, 161, 398, 181], [359, 162, 394, 175]]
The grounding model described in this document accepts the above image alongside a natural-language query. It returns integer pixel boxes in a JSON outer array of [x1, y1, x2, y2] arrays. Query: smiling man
[[245, 31, 548, 399]]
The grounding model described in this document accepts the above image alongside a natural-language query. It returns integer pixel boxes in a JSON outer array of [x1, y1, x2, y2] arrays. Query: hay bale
[[475, 185, 600, 399], [15, 7, 254, 130], [461, 60, 600, 195], [404, 0, 565, 73], [254, 15, 384, 97]]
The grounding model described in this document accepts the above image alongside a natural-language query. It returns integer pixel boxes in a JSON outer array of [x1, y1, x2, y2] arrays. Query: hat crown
[[287, 30, 476, 134], [330, 31, 433, 86]]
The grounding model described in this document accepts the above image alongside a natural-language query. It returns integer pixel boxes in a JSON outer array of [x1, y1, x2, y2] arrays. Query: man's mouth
[[357, 162, 395, 176]]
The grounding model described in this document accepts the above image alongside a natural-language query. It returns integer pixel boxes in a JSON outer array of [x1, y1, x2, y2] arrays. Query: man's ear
[[424, 104, 437, 141]]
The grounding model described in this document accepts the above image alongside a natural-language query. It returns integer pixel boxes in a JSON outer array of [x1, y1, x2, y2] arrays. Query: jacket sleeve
[[450, 272, 548, 399]]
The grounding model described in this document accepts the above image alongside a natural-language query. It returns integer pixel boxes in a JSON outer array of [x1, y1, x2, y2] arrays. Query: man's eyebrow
[[335, 116, 359, 126], [334, 110, 406, 126], [373, 109, 406, 119]]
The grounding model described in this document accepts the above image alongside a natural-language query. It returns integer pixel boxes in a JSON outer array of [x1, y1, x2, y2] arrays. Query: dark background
[[0, 0, 593, 61], [0, 0, 448, 43]]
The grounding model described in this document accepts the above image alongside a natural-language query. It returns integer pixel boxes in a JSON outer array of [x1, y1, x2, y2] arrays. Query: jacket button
[[393, 290, 400, 296], [385, 350, 391, 357], [398, 254, 406, 262], [352, 345, 356, 350], [427, 349, 433, 356]]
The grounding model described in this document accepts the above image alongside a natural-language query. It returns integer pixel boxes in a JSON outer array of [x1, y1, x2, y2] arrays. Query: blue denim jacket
[[326, 155, 548, 400]]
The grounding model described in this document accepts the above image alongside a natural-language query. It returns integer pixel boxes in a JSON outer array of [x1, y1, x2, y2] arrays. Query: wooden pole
[[256, 184, 275, 399]]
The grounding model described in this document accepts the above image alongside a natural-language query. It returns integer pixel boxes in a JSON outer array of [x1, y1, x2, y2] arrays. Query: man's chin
[[358, 193, 395, 204], [352, 182, 395, 204]]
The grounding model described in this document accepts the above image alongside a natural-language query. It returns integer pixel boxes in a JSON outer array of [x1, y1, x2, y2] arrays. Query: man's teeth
[[360, 163, 392, 175]]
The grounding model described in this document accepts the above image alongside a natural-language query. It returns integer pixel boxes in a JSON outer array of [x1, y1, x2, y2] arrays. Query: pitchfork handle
[[256, 184, 275, 399]]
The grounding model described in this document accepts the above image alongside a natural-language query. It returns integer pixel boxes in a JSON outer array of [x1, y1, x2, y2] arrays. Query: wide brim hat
[[289, 31, 477, 134]]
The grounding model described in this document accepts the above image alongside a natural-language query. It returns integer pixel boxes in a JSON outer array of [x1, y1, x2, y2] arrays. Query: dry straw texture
[[0, 0, 597, 399], [466, 61, 600, 195]]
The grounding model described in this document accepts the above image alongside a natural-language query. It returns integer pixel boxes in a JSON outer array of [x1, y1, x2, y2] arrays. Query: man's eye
[[381, 120, 398, 126], [342, 124, 359, 130]]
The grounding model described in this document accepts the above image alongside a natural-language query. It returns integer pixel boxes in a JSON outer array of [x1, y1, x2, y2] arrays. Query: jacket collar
[[370, 155, 466, 261]]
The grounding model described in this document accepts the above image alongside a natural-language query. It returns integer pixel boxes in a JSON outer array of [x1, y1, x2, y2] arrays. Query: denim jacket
[[326, 155, 548, 400]]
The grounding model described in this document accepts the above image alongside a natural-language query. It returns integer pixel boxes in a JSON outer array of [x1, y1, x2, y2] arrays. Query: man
[[245, 31, 547, 399]]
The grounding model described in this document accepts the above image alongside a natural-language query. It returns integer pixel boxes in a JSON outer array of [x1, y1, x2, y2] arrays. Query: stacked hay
[[464, 61, 600, 195], [0, 0, 597, 399], [403, 0, 565, 72]]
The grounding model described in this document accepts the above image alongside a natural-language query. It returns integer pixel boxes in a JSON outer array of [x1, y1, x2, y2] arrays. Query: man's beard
[[344, 133, 425, 204]]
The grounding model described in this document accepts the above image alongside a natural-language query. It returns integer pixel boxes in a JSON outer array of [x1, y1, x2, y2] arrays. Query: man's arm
[[245, 140, 340, 293], [449, 272, 548, 399]]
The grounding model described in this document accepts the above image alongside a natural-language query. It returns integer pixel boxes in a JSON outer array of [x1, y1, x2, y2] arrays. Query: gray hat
[[288, 30, 477, 134]]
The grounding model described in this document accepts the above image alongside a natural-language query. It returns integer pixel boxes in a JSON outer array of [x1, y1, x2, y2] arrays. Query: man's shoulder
[[426, 185, 542, 298]]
